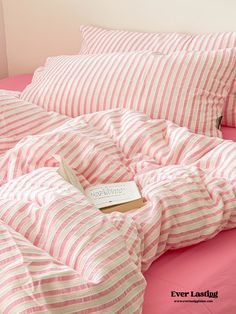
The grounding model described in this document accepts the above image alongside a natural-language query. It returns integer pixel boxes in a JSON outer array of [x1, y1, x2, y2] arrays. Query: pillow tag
[[216, 116, 223, 130]]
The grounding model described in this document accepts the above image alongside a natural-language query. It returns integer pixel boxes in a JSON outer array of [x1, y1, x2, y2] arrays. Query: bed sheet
[[143, 229, 236, 314], [0, 74, 32, 91], [222, 126, 236, 141], [1, 74, 236, 314]]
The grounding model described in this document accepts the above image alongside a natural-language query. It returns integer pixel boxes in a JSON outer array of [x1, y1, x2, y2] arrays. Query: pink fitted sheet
[[1, 74, 236, 313], [222, 126, 236, 141], [0, 74, 32, 91], [143, 229, 236, 314]]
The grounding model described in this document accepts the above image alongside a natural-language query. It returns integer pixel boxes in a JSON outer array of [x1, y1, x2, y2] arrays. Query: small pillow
[[80, 25, 236, 128], [20, 49, 236, 137]]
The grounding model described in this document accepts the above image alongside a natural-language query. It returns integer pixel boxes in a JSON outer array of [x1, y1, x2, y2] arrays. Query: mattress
[[1, 74, 236, 314]]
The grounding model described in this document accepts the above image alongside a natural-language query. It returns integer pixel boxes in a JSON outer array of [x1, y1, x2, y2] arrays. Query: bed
[[0, 26, 235, 313], [1, 68, 236, 313]]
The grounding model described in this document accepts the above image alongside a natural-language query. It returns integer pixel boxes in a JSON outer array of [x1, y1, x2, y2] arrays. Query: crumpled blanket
[[0, 91, 235, 313]]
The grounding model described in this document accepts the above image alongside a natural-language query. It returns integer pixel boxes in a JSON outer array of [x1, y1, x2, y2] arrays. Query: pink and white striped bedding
[[80, 25, 236, 55], [20, 48, 236, 137], [0, 90, 69, 155], [80, 25, 236, 128], [0, 90, 236, 313]]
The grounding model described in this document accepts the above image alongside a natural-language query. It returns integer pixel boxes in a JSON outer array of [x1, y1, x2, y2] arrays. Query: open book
[[56, 156, 144, 213]]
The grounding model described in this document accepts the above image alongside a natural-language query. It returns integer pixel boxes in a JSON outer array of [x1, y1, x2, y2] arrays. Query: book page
[[55, 155, 84, 193], [85, 181, 141, 209]]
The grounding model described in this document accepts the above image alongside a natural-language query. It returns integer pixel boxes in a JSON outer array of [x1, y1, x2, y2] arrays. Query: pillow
[[80, 25, 236, 128], [20, 49, 236, 137], [80, 25, 236, 55]]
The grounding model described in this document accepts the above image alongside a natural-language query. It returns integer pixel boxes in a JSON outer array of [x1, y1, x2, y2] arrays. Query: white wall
[[2, 0, 236, 75], [0, 0, 8, 78]]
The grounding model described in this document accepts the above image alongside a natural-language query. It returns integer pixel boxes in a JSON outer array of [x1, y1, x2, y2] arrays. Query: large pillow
[[80, 25, 236, 127], [80, 25, 235, 55], [20, 49, 236, 137]]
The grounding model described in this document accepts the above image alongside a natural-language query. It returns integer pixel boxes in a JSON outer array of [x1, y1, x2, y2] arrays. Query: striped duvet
[[0, 91, 236, 313]]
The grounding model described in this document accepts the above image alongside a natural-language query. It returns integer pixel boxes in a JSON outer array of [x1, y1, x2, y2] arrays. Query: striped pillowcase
[[80, 25, 236, 55], [80, 25, 236, 127], [20, 49, 235, 137]]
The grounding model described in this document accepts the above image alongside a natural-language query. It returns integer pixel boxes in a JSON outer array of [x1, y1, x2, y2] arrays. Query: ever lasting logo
[[171, 290, 219, 304]]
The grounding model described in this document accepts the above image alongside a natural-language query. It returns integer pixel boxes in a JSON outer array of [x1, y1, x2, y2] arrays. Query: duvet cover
[[0, 91, 236, 313]]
